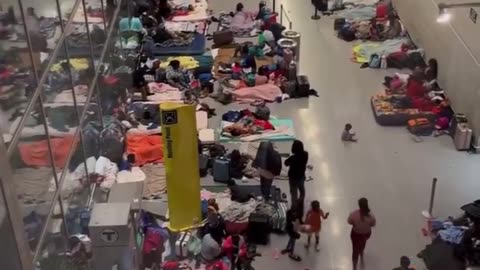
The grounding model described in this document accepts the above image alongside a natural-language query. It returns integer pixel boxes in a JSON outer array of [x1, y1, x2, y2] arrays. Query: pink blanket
[[232, 84, 282, 102], [231, 11, 256, 30]]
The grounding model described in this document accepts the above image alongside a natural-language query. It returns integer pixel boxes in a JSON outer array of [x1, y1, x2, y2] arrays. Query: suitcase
[[407, 118, 434, 136], [247, 212, 271, 245], [213, 30, 234, 47], [213, 157, 230, 183], [296, 75, 310, 97], [334, 18, 346, 31], [281, 80, 297, 96], [175, 232, 192, 258], [454, 123, 472, 150], [199, 154, 209, 177]]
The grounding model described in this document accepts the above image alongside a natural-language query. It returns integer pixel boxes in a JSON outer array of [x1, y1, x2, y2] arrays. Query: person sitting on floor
[[406, 66, 427, 98], [379, 14, 402, 40], [341, 123, 357, 142], [183, 90, 198, 105], [392, 256, 415, 270], [203, 207, 226, 241], [166, 60, 189, 89]]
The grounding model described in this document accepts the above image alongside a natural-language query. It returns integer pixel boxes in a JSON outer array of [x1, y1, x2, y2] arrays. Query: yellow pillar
[[160, 103, 201, 231]]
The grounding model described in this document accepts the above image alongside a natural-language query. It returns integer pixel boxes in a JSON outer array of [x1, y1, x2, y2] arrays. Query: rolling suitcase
[[199, 154, 209, 177], [454, 123, 472, 150], [247, 212, 271, 245], [296, 75, 310, 97], [213, 156, 230, 183], [175, 231, 192, 258], [213, 30, 234, 47]]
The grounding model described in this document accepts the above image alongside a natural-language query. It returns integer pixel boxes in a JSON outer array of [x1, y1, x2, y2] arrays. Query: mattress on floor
[[370, 92, 435, 126], [219, 118, 296, 142], [126, 104, 208, 136], [152, 33, 206, 56], [156, 54, 214, 70]]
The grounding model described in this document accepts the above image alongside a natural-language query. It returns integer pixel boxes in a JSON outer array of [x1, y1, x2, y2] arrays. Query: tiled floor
[[207, 0, 480, 269]]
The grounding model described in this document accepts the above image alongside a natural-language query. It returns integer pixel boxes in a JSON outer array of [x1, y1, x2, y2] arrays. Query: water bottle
[[288, 60, 297, 81]]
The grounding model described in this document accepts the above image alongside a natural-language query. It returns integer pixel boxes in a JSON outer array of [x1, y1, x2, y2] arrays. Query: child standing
[[341, 123, 357, 142], [281, 206, 302, 261], [304, 200, 329, 251]]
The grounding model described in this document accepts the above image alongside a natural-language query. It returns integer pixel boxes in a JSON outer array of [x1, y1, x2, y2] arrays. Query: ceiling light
[[437, 3, 452, 23]]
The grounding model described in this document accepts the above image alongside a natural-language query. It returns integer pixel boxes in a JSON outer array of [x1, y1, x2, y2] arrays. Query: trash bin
[[281, 30, 301, 62], [277, 38, 298, 63]]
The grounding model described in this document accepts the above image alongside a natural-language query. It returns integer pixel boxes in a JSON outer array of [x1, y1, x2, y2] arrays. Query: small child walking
[[305, 200, 329, 251], [281, 206, 302, 261], [341, 123, 357, 142]]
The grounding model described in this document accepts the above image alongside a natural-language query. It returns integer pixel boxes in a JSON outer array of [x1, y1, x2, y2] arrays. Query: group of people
[[253, 139, 375, 269]]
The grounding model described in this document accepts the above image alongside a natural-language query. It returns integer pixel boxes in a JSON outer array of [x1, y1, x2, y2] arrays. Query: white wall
[[393, 0, 480, 146]]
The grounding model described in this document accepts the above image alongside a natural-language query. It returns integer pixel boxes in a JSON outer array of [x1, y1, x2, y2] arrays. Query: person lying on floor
[[384, 66, 425, 95], [222, 113, 274, 137]]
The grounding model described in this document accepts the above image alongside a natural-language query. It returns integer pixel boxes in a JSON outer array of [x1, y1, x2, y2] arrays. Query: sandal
[[288, 254, 302, 262]]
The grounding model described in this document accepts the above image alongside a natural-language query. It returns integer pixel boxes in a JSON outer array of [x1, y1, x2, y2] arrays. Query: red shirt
[[305, 209, 326, 232]]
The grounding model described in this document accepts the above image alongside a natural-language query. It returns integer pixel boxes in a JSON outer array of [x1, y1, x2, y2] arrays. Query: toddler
[[341, 123, 357, 142], [305, 200, 329, 251]]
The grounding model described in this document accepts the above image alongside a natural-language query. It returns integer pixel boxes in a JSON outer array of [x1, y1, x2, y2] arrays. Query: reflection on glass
[[61, 138, 93, 236], [33, 201, 69, 270], [0, 182, 22, 269], [9, 98, 57, 253]]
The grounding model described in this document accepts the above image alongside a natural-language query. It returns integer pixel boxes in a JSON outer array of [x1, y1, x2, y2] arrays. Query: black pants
[[286, 236, 296, 253], [289, 178, 306, 217], [260, 176, 273, 200]]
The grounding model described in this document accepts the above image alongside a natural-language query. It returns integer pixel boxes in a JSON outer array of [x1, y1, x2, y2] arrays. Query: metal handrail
[[280, 4, 293, 29]]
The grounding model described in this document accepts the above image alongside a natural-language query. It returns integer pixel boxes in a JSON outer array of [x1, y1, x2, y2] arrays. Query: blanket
[[219, 12, 258, 38], [337, 6, 376, 22], [353, 38, 408, 63], [212, 48, 273, 78], [126, 135, 164, 166], [147, 83, 183, 102], [232, 83, 282, 102], [171, 0, 208, 22], [200, 190, 260, 223], [142, 163, 167, 199]]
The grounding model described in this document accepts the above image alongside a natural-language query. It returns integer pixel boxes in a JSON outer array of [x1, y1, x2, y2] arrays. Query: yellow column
[[160, 103, 201, 231]]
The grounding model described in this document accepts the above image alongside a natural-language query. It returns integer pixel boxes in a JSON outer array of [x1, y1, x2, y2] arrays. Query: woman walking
[[348, 198, 376, 270], [253, 141, 282, 200], [284, 140, 308, 217]]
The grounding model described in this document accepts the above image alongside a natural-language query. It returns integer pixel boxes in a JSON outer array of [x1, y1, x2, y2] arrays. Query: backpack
[[369, 54, 381, 68], [407, 118, 434, 136]]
